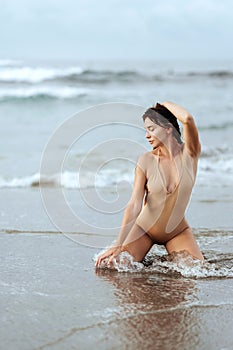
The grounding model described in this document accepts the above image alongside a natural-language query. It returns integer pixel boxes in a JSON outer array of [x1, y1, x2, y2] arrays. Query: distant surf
[[0, 61, 233, 88], [0, 145, 232, 189], [0, 86, 90, 101], [1, 63, 233, 84]]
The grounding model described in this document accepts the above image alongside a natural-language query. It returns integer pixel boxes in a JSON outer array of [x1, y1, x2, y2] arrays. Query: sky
[[0, 0, 232, 61]]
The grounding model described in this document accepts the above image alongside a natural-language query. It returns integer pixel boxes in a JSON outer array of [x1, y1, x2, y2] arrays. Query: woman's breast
[[137, 164, 195, 237], [146, 162, 165, 198]]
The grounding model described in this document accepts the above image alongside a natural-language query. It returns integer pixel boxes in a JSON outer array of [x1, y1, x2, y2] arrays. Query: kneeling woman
[[96, 101, 204, 268]]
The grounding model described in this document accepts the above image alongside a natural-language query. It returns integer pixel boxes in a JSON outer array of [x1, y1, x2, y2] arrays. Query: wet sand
[[1, 232, 233, 350], [1, 185, 233, 233], [1, 187, 233, 349]]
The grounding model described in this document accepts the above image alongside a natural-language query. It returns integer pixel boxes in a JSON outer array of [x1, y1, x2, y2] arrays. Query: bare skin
[[95, 101, 204, 268]]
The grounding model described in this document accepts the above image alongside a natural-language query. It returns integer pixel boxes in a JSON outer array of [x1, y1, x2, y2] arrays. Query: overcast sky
[[0, 0, 232, 61]]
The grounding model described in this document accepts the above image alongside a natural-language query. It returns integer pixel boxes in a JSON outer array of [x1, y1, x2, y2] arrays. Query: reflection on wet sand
[[95, 270, 200, 349]]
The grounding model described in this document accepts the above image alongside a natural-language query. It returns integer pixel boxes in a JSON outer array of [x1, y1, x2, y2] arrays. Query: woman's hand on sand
[[95, 246, 122, 268]]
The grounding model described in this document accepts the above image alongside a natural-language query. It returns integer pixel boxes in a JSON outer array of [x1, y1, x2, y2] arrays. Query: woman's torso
[[135, 145, 198, 243]]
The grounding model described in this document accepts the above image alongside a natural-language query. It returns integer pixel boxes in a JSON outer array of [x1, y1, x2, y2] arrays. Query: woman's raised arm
[[161, 101, 201, 158]]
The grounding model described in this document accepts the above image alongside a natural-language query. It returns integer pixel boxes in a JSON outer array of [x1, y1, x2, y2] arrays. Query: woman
[[95, 101, 204, 268]]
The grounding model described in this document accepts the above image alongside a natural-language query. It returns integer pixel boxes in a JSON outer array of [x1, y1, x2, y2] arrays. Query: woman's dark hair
[[142, 103, 182, 144]]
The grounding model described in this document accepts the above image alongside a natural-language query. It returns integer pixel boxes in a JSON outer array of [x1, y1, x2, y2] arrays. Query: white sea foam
[[0, 66, 84, 83], [0, 173, 77, 188], [200, 145, 230, 158], [0, 59, 21, 67], [0, 173, 52, 188], [94, 250, 233, 278], [0, 62, 232, 83], [199, 145, 233, 175], [0, 169, 131, 189], [199, 157, 233, 174], [0, 150, 232, 190], [0, 86, 89, 100]]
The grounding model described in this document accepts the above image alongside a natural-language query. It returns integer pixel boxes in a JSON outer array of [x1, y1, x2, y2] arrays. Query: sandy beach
[[1, 58, 233, 349], [1, 231, 233, 350], [1, 185, 233, 349]]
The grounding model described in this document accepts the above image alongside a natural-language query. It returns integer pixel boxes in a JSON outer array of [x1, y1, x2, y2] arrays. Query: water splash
[[94, 249, 233, 279]]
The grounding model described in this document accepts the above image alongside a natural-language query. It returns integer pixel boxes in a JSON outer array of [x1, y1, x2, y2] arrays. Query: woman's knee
[[165, 228, 204, 261]]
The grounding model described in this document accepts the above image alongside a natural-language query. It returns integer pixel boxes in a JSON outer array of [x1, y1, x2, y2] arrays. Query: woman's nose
[[145, 131, 150, 138]]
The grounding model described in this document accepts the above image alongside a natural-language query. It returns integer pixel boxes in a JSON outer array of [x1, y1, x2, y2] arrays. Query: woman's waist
[[146, 217, 190, 244]]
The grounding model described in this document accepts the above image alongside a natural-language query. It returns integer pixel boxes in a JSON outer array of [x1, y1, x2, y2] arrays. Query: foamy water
[[0, 65, 84, 83], [0, 86, 90, 101], [94, 248, 233, 279], [0, 142, 232, 189], [1, 60, 233, 102]]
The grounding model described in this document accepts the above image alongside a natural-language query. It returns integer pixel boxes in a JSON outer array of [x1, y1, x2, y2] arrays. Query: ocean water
[[0, 58, 233, 349], [0, 58, 232, 183], [0, 57, 233, 260]]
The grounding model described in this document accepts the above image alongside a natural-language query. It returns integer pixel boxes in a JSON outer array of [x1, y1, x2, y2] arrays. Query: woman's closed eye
[[146, 127, 155, 132]]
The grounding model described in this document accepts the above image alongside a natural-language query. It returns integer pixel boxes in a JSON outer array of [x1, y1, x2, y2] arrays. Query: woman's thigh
[[165, 227, 204, 260], [121, 224, 154, 262]]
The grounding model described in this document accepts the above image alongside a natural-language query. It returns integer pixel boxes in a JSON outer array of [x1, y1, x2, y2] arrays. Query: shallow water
[[1, 233, 233, 350], [94, 230, 233, 279]]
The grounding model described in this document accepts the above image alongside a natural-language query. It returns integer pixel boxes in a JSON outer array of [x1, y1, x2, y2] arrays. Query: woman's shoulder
[[136, 152, 154, 174], [137, 151, 153, 163]]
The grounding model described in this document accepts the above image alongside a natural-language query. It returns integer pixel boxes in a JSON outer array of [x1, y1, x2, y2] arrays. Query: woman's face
[[144, 117, 168, 148]]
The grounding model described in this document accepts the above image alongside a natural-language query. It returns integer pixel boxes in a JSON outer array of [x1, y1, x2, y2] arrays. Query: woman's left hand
[[95, 246, 122, 268]]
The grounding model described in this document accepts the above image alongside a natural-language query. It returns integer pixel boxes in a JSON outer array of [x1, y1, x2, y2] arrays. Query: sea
[[0, 58, 233, 349]]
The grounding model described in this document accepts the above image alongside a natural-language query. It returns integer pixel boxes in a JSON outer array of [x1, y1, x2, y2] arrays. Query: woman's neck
[[153, 141, 183, 159]]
